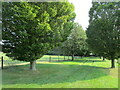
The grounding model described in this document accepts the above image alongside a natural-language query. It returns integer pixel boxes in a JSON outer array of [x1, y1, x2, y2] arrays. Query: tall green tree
[[2, 2, 76, 70], [86, 2, 120, 68], [61, 23, 87, 61]]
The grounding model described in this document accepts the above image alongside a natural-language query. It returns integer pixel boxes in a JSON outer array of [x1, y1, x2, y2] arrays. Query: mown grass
[[1, 52, 118, 88]]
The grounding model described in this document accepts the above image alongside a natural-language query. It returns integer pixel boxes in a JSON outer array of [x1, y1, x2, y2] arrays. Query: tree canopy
[[2, 2, 76, 70], [61, 23, 87, 60], [86, 2, 120, 68]]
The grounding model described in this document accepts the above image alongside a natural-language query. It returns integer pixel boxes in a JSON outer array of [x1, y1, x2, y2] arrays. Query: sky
[[68, 0, 93, 30]]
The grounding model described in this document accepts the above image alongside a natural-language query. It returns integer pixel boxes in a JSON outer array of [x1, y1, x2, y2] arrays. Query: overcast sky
[[68, 0, 93, 30]]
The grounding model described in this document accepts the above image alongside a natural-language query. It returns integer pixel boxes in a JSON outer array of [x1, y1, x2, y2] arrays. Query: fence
[[0, 56, 27, 69], [0, 55, 74, 69], [37, 55, 72, 62], [0, 54, 103, 69]]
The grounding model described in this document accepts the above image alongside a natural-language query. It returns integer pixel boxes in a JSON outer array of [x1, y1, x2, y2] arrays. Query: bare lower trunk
[[30, 60, 36, 71], [111, 59, 115, 68], [58, 55, 59, 61], [49, 56, 51, 62], [1, 56, 3, 69], [81, 56, 83, 59], [103, 57, 105, 61], [71, 54, 74, 61], [64, 56, 65, 61]]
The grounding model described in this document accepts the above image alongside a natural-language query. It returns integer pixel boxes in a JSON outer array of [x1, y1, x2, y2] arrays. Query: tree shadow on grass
[[2, 63, 109, 86], [39, 59, 106, 63], [53, 59, 106, 63]]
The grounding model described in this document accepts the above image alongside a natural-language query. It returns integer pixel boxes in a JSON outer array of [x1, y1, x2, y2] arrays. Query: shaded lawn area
[[2, 60, 118, 88]]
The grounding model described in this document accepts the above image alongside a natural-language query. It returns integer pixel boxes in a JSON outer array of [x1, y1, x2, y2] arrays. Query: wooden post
[[49, 56, 51, 62], [58, 55, 59, 61], [1, 56, 3, 69], [64, 55, 65, 61]]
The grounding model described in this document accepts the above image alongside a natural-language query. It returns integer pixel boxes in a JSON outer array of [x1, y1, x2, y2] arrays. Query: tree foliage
[[2, 2, 76, 70], [61, 23, 87, 60], [86, 2, 120, 68]]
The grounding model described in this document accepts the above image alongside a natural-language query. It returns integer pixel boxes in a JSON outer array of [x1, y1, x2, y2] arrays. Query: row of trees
[[48, 23, 90, 61], [2, 1, 119, 70], [48, 2, 120, 68]]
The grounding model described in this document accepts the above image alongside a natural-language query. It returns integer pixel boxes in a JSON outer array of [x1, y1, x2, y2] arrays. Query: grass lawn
[[1, 52, 118, 88]]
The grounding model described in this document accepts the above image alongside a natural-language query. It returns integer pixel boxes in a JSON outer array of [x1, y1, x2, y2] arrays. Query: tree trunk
[[71, 54, 74, 61], [111, 59, 115, 68], [64, 56, 65, 61], [58, 55, 59, 61], [49, 56, 51, 62], [81, 56, 82, 59], [1, 56, 3, 69], [103, 57, 105, 61], [30, 60, 36, 71]]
